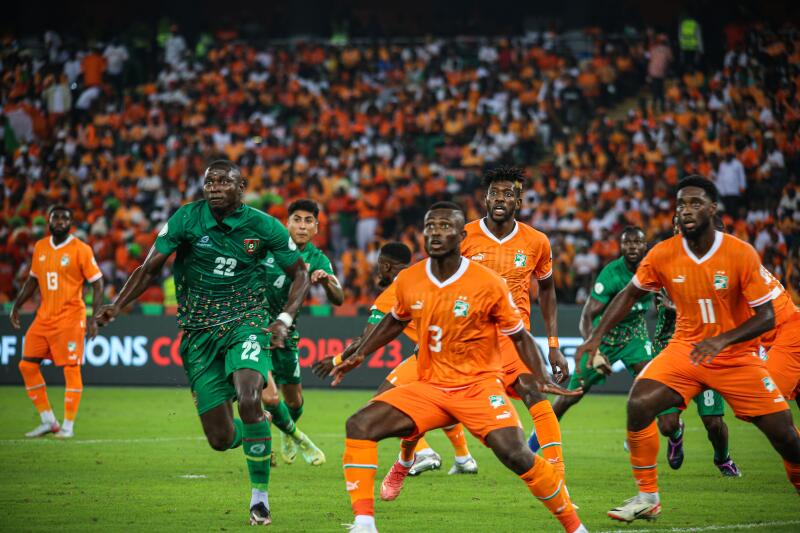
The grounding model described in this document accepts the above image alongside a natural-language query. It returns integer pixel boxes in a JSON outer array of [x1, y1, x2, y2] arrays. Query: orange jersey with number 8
[[391, 258, 524, 387], [633, 232, 796, 365], [29, 235, 102, 327]]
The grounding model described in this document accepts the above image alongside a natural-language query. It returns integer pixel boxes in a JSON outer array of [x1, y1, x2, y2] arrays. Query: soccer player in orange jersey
[[759, 268, 800, 408], [331, 203, 586, 533], [460, 166, 571, 477], [314, 242, 477, 477], [574, 176, 800, 523], [10, 206, 104, 438]]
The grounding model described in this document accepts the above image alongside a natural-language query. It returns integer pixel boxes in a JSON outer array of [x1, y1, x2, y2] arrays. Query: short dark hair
[[205, 159, 242, 180], [621, 225, 645, 239], [677, 175, 719, 203], [428, 201, 464, 213], [47, 205, 72, 218], [288, 199, 320, 218], [380, 242, 412, 264], [482, 166, 528, 194]]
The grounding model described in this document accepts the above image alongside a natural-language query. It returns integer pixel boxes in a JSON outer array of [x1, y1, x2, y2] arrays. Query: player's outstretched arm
[[311, 269, 345, 306], [311, 320, 375, 378], [509, 329, 582, 396], [329, 313, 407, 386], [96, 246, 171, 326], [691, 300, 775, 365], [537, 275, 569, 384], [264, 258, 309, 348], [574, 281, 646, 363], [9, 275, 40, 329], [87, 277, 104, 339]]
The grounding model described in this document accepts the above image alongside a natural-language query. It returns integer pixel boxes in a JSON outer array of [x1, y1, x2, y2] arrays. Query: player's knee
[[627, 394, 656, 429], [284, 396, 303, 410], [345, 413, 370, 440], [702, 416, 724, 436], [657, 414, 679, 437], [498, 445, 534, 474], [206, 431, 233, 451], [236, 390, 262, 421]]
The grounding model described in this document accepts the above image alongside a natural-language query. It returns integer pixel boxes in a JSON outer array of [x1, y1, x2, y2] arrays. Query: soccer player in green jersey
[[551, 227, 653, 419], [261, 199, 343, 466], [654, 217, 741, 476], [96, 160, 310, 526]]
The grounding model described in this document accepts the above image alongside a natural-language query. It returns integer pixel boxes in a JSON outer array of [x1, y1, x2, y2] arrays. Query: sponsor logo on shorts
[[470, 253, 484, 261], [67, 341, 77, 353], [244, 239, 260, 255], [196, 235, 212, 247], [514, 252, 527, 268], [495, 410, 512, 420], [60, 254, 70, 266], [453, 299, 469, 318], [713, 272, 728, 290], [489, 395, 506, 408], [762, 377, 777, 393]]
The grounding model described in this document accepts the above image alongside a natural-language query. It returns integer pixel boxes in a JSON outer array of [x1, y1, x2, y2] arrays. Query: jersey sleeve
[[154, 207, 187, 255], [489, 277, 525, 335], [590, 264, 620, 304], [262, 216, 303, 271], [367, 308, 386, 325], [312, 252, 335, 276], [739, 244, 777, 307], [29, 243, 41, 279], [79, 243, 103, 283], [390, 272, 412, 322], [632, 248, 663, 293], [532, 235, 553, 280]]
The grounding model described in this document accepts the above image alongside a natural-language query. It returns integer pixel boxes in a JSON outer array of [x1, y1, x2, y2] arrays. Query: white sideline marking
[[177, 474, 207, 479], [599, 519, 800, 533], [0, 436, 206, 446]]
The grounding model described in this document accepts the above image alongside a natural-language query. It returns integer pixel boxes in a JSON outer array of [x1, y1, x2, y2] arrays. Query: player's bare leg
[[18, 357, 60, 437], [656, 411, 685, 469], [751, 410, 800, 493], [609, 378, 683, 523], [263, 378, 324, 466], [515, 374, 565, 478], [344, 400, 418, 532], [700, 415, 740, 476], [485, 427, 585, 533]]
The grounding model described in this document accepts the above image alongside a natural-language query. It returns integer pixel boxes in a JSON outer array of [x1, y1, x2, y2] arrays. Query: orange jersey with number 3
[[391, 258, 524, 387], [461, 219, 552, 329], [633, 232, 796, 365], [372, 279, 419, 343], [29, 235, 102, 327]]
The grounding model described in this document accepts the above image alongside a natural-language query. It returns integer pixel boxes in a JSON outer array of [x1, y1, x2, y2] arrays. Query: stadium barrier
[[0, 310, 637, 392]]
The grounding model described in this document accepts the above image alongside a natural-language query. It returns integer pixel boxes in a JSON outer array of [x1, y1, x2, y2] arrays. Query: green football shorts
[[660, 389, 726, 417], [569, 336, 653, 390], [271, 330, 302, 386], [180, 316, 273, 415]]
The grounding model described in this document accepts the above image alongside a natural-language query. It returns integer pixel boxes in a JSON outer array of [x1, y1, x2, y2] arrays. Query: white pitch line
[[0, 436, 206, 446], [598, 519, 800, 533]]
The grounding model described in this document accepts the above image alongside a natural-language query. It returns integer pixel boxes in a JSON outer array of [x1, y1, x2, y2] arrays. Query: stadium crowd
[[0, 23, 798, 312]]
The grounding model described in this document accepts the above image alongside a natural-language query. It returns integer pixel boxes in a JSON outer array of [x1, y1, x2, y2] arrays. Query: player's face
[[286, 210, 318, 246], [202, 167, 244, 212], [376, 255, 406, 287], [620, 231, 647, 266], [423, 209, 465, 258], [485, 180, 520, 223], [48, 210, 72, 238], [676, 186, 716, 239]]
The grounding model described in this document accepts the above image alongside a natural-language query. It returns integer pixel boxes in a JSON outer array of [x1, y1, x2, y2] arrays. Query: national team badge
[[762, 377, 777, 392], [514, 252, 527, 268], [489, 395, 506, 408], [61, 254, 70, 266], [67, 341, 77, 353], [713, 273, 728, 290], [244, 239, 260, 255], [453, 299, 470, 318]]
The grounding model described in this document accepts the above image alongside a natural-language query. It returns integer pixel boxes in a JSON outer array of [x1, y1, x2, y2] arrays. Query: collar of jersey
[[425, 257, 470, 288], [479, 217, 518, 245], [681, 230, 723, 264], [202, 202, 247, 230], [49, 234, 74, 250]]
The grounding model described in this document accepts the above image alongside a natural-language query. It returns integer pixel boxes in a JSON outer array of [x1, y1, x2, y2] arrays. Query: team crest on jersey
[[60, 254, 70, 266], [713, 273, 728, 290], [244, 239, 260, 255], [762, 377, 777, 392], [453, 299, 470, 318], [67, 341, 77, 353], [488, 395, 506, 408], [514, 252, 527, 268]]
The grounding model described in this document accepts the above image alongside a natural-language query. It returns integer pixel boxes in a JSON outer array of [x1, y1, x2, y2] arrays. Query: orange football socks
[[628, 422, 660, 493], [529, 400, 565, 477]]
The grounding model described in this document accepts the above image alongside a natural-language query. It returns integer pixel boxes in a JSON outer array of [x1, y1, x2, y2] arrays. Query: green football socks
[[243, 420, 272, 491]]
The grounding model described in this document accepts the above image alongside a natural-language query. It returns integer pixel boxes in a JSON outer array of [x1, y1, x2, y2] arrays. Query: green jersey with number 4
[[154, 200, 302, 330], [263, 241, 334, 319], [590, 256, 653, 347]]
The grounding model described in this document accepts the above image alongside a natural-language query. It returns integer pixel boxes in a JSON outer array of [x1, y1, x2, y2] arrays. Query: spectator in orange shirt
[[81, 47, 107, 88]]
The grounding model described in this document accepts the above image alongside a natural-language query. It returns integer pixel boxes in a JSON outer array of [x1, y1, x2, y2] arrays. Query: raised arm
[[265, 258, 310, 348], [9, 275, 40, 329], [95, 246, 171, 326], [311, 269, 344, 306]]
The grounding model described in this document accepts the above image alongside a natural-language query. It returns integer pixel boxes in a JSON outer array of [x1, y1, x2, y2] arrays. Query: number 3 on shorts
[[241, 339, 261, 362]]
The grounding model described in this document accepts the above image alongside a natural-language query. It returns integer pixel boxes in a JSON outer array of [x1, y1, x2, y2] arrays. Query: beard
[[679, 216, 710, 239]]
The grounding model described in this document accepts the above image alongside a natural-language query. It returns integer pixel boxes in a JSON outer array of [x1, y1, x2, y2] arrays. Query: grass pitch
[[1, 387, 798, 532]]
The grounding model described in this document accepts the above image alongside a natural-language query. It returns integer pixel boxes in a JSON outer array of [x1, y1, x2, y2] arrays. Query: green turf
[[0, 387, 798, 532]]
